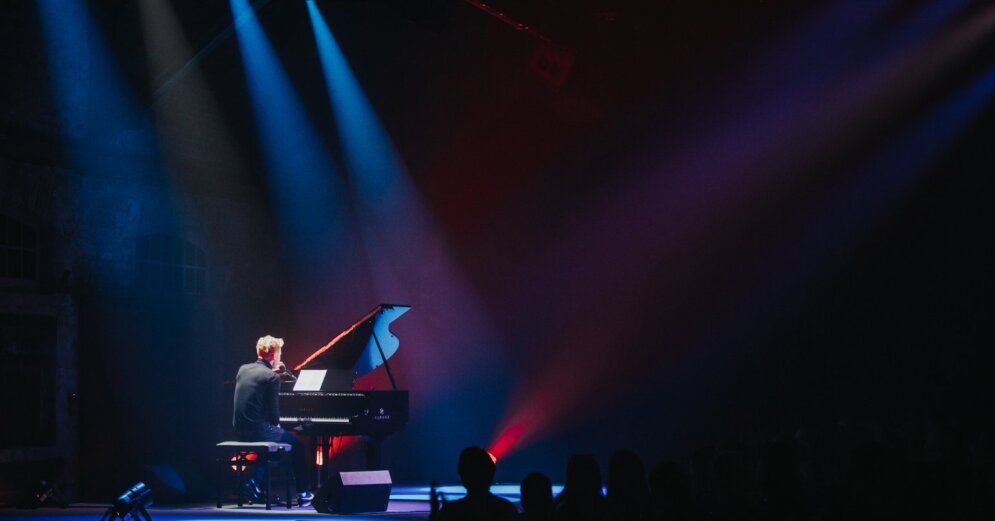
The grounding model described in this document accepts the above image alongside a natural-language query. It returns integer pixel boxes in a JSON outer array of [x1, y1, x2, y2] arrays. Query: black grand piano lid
[[293, 304, 411, 378]]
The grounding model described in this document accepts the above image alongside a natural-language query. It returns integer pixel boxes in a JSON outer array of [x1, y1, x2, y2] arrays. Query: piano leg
[[310, 435, 321, 491], [365, 435, 383, 470]]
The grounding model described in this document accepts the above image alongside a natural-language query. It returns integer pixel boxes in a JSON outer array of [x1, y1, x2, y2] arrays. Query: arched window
[[1, 214, 38, 280], [135, 234, 206, 295]]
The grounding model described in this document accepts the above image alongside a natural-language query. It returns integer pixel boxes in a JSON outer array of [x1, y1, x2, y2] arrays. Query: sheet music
[[293, 369, 327, 391]]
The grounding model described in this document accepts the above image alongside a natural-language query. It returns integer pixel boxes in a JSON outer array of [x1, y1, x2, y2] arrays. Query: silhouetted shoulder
[[488, 494, 520, 519], [436, 493, 518, 521]]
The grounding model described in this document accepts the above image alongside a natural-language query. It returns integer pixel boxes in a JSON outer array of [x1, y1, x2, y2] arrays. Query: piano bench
[[215, 441, 293, 510]]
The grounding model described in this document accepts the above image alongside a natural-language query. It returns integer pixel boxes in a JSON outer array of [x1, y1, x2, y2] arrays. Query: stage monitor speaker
[[313, 470, 391, 514]]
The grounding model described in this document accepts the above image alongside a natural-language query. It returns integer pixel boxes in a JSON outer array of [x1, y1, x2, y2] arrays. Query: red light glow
[[230, 451, 258, 473], [488, 420, 527, 461]]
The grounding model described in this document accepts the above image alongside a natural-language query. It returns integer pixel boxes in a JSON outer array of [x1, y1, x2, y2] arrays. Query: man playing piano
[[233, 335, 314, 507]]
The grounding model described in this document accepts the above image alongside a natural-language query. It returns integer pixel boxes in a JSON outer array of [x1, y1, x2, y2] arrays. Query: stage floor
[[0, 484, 562, 520], [0, 502, 428, 520]]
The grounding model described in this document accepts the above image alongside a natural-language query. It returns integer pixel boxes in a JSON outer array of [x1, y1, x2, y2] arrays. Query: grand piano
[[278, 304, 410, 480]]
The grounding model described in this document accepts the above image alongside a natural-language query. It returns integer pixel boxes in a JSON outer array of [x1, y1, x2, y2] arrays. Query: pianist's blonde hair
[[256, 335, 284, 359]]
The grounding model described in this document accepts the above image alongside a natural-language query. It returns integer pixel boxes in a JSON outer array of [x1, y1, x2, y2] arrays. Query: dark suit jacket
[[233, 359, 280, 435]]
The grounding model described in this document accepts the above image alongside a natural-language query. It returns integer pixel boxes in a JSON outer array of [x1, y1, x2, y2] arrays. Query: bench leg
[[265, 458, 272, 510], [285, 450, 292, 509], [216, 456, 223, 508], [236, 453, 245, 507]]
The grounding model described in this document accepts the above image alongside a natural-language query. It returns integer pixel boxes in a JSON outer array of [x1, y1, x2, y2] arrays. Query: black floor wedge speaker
[[313, 470, 392, 514]]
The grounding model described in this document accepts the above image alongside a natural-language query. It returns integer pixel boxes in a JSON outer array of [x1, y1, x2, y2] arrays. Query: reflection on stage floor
[[0, 484, 565, 521]]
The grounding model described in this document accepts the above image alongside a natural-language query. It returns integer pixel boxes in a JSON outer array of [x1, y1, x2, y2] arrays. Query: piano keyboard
[[279, 416, 351, 424]]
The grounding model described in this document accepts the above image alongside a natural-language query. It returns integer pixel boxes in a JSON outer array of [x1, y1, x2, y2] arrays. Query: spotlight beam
[[306, 0, 515, 473], [229, 0, 365, 340]]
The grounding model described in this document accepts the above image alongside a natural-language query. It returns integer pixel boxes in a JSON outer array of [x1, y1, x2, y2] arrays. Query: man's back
[[232, 359, 280, 434], [435, 492, 519, 521]]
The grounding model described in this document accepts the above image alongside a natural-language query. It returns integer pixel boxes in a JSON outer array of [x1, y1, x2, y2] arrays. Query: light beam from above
[[229, 0, 355, 321], [306, 0, 515, 474]]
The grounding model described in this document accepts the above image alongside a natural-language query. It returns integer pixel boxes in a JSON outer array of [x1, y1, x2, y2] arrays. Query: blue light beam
[[229, 0, 349, 295], [37, 0, 161, 178], [37, 0, 180, 264], [306, 0, 516, 479], [305, 0, 404, 204]]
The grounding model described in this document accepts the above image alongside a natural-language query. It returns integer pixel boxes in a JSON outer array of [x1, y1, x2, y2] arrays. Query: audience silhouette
[[431, 418, 995, 521], [520, 472, 555, 521], [649, 460, 695, 521], [430, 446, 518, 521], [555, 454, 606, 521], [606, 449, 650, 520]]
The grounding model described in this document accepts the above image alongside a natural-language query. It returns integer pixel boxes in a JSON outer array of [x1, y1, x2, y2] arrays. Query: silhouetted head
[[650, 460, 691, 504], [607, 449, 649, 501], [520, 472, 554, 517], [457, 446, 496, 494], [562, 453, 603, 500]]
